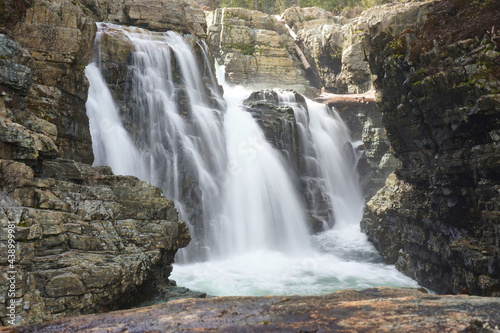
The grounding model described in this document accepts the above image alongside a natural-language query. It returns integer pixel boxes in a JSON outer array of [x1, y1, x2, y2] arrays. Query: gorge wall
[[361, 0, 500, 296], [0, 0, 195, 325]]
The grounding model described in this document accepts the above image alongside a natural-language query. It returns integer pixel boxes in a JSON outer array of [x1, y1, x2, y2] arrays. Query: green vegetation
[[230, 42, 255, 55]]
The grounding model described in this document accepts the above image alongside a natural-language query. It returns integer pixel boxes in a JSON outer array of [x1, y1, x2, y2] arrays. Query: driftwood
[[316, 91, 376, 105]]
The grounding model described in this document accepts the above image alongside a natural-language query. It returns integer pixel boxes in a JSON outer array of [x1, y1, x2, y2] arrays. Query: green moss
[[230, 42, 255, 55], [18, 221, 29, 228], [389, 36, 407, 60], [304, 15, 316, 21]]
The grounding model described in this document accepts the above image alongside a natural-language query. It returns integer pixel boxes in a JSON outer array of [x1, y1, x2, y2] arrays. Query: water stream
[[86, 23, 420, 297]]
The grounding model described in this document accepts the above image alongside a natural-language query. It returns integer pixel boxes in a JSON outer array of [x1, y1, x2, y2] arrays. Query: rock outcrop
[[283, 3, 431, 94], [283, 3, 431, 198], [361, 0, 500, 296], [6, 0, 97, 164], [79, 0, 207, 37], [206, 8, 315, 95], [0, 158, 189, 325], [4, 288, 500, 332]]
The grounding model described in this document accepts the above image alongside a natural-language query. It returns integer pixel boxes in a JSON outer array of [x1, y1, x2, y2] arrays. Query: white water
[[86, 23, 420, 297], [85, 63, 148, 179]]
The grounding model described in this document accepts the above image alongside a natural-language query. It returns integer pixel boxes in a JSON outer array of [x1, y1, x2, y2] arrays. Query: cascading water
[[86, 23, 420, 297]]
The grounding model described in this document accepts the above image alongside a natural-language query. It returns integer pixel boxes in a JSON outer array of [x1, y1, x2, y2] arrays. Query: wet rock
[[243, 89, 332, 232], [4, 288, 500, 332]]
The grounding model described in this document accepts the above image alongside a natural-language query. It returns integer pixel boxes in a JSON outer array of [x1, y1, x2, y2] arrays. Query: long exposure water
[[86, 23, 420, 297]]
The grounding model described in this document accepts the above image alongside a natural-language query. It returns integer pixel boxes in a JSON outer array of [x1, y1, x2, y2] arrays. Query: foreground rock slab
[[3, 288, 500, 332]]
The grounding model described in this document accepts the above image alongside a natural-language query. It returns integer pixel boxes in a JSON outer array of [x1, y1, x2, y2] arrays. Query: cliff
[[361, 0, 500, 296], [0, 0, 192, 326]]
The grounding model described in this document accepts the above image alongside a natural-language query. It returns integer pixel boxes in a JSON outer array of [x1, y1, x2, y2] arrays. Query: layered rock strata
[[4, 288, 500, 332], [10, 0, 97, 164], [361, 0, 500, 295], [79, 0, 207, 37], [206, 8, 315, 94], [1, 0, 193, 326], [0, 158, 189, 325]]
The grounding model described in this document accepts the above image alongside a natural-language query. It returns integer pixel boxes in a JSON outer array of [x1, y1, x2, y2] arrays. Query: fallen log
[[316, 91, 376, 105], [294, 43, 312, 72]]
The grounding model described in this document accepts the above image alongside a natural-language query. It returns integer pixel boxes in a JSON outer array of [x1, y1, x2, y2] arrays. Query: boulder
[[0, 159, 189, 325]]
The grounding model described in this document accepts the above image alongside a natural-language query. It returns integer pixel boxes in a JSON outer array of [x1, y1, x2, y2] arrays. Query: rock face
[[0, 158, 189, 325], [79, 0, 207, 37], [0, 0, 194, 326], [283, 3, 430, 198], [206, 8, 315, 95], [361, 0, 500, 295], [283, 3, 431, 94], [243, 90, 302, 170], [4, 288, 500, 332], [282, 6, 347, 92], [6, 0, 97, 164]]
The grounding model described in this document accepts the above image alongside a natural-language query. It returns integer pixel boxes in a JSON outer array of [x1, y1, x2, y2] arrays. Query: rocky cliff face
[[0, 0, 193, 326], [206, 8, 315, 95], [0, 158, 189, 325], [8, 0, 96, 163], [361, 0, 500, 296], [282, 3, 430, 94], [280, 3, 431, 198]]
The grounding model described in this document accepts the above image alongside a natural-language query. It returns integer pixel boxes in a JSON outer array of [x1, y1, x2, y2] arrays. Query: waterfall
[[85, 63, 148, 180], [86, 23, 420, 296], [219, 86, 311, 256], [276, 91, 365, 230]]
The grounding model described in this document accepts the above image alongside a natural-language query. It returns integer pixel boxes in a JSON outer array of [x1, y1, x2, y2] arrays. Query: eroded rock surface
[[3, 288, 500, 332], [8, 0, 97, 164]]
